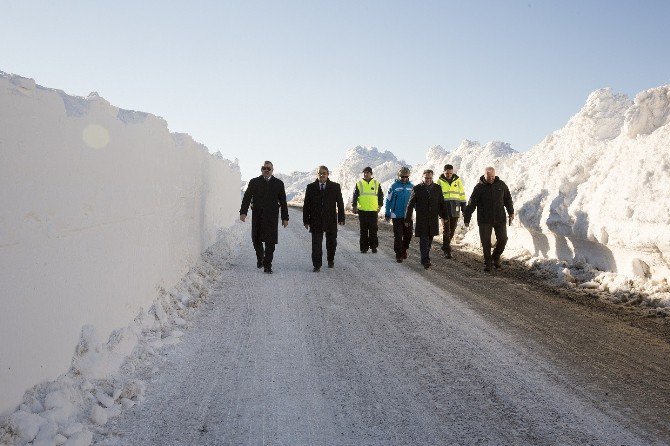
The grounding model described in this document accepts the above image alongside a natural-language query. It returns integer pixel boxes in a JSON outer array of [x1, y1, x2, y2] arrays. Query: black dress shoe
[[327, 261, 334, 268], [264, 266, 273, 274], [360, 249, 368, 253], [257, 260, 263, 268], [484, 263, 492, 272], [371, 248, 377, 253], [313, 266, 321, 272], [493, 258, 502, 269], [396, 258, 403, 263]]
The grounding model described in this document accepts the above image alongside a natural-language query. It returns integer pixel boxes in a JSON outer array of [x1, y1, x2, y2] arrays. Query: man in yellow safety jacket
[[435, 164, 467, 259], [352, 166, 384, 253]]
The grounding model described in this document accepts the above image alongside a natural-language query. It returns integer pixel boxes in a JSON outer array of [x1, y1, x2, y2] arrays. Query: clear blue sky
[[2, 1, 669, 180]]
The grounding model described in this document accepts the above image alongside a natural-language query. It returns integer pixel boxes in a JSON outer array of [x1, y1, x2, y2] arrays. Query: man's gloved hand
[[384, 215, 391, 222], [352, 206, 358, 215]]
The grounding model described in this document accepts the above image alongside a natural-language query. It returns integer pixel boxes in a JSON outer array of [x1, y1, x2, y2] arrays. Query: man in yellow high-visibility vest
[[435, 164, 467, 259], [352, 166, 384, 253]]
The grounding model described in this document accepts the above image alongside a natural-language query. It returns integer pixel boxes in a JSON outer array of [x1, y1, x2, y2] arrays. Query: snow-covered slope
[[277, 85, 670, 299]]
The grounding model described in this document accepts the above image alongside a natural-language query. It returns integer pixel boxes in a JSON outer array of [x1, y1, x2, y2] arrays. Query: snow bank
[[0, 223, 245, 446], [277, 85, 670, 304], [0, 71, 241, 415], [497, 87, 670, 292]]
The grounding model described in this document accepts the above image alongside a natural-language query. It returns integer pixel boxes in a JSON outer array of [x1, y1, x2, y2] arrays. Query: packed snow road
[[102, 218, 667, 445]]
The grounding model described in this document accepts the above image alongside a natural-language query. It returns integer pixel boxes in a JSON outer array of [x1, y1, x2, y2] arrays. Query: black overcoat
[[463, 176, 514, 226], [240, 175, 289, 244], [405, 183, 446, 237], [303, 179, 345, 233]]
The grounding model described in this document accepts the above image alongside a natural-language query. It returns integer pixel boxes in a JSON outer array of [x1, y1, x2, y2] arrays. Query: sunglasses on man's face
[[400, 176, 409, 179], [262, 166, 273, 171]]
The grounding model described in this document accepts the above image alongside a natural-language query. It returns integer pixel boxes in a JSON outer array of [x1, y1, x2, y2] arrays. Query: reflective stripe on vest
[[357, 179, 380, 211], [437, 177, 466, 202]]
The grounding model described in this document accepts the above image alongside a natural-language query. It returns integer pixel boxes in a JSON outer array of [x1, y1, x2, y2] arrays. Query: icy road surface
[[102, 219, 663, 445]]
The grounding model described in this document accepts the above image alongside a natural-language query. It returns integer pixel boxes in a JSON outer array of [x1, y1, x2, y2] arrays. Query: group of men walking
[[240, 160, 514, 273]]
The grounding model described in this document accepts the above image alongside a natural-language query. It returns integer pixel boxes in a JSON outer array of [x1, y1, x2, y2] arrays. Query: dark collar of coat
[[478, 175, 499, 185]]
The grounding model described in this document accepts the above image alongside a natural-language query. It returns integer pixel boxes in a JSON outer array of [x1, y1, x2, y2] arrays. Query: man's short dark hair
[[362, 166, 373, 173], [423, 169, 434, 176], [444, 164, 453, 171]]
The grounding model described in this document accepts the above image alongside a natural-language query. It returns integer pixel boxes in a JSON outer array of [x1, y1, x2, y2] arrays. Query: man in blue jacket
[[384, 167, 414, 262]]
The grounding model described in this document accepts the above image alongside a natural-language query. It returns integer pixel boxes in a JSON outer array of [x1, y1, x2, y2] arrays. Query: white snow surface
[[276, 86, 670, 305], [0, 223, 246, 446], [0, 71, 241, 415]]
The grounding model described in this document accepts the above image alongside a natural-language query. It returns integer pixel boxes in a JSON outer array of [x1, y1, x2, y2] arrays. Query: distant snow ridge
[[331, 146, 411, 208], [274, 171, 314, 204], [413, 141, 518, 188]]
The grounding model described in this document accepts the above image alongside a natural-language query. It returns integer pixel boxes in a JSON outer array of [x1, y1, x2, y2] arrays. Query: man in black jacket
[[405, 169, 447, 269], [463, 166, 514, 272], [240, 160, 289, 274], [303, 166, 345, 272]]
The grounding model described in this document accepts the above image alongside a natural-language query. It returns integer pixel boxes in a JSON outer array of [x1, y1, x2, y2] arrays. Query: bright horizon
[[2, 1, 669, 180]]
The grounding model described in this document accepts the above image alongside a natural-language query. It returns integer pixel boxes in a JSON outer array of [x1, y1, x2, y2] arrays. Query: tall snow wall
[[0, 73, 241, 414]]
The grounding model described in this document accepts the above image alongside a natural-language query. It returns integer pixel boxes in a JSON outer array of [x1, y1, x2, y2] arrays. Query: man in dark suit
[[240, 160, 289, 274], [303, 165, 345, 272], [405, 169, 447, 269]]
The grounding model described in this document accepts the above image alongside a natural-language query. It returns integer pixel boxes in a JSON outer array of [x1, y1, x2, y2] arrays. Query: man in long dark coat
[[463, 166, 514, 272], [240, 160, 289, 274], [303, 165, 345, 272], [405, 169, 447, 269]]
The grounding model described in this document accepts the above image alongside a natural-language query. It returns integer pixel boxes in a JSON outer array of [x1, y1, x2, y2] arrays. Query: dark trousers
[[358, 211, 379, 251], [253, 239, 276, 267], [478, 223, 508, 265], [252, 213, 276, 267], [419, 236, 433, 265], [392, 219, 412, 257], [441, 216, 459, 252], [311, 230, 337, 268]]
